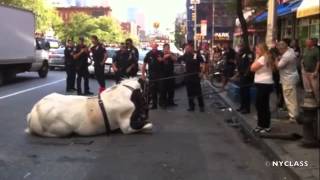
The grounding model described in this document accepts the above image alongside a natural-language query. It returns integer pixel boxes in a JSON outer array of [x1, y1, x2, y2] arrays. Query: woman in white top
[[250, 43, 274, 133]]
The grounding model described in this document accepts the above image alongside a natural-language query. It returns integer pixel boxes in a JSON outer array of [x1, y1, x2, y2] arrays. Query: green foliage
[[57, 13, 131, 45], [1, 0, 137, 45], [174, 20, 186, 48], [0, 0, 63, 33]]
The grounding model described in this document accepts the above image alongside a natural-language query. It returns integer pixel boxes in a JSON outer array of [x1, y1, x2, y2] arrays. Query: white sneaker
[[259, 128, 271, 133], [289, 118, 296, 123], [253, 126, 263, 133]]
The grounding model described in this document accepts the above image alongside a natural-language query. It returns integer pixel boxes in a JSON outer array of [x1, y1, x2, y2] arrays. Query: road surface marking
[[0, 79, 65, 100]]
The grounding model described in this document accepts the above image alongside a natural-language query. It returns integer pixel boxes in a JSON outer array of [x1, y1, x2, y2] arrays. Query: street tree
[[174, 15, 186, 48], [234, 0, 267, 51], [57, 13, 133, 45]]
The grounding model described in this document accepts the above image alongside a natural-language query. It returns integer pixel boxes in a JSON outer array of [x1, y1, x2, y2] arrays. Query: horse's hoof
[[142, 123, 153, 133], [25, 128, 30, 134]]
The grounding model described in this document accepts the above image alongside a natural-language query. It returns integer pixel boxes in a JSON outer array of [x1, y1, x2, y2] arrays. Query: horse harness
[[97, 84, 140, 135]]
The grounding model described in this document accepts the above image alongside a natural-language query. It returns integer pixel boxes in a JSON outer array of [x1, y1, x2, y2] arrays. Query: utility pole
[[194, 3, 197, 48], [191, 0, 200, 49], [265, 0, 277, 47]]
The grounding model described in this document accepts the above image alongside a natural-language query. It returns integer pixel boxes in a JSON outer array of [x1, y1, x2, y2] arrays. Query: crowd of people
[[63, 34, 319, 128], [63, 36, 208, 112], [64, 35, 107, 95], [212, 38, 319, 134]]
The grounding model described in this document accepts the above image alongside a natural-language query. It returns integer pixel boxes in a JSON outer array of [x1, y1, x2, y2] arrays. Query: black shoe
[[77, 92, 83, 95], [167, 103, 178, 107], [84, 91, 94, 95], [200, 107, 205, 112], [236, 107, 243, 112], [187, 108, 195, 112], [66, 89, 75, 93], [240, 109, 250, 114], [150, 106, 157, 110]]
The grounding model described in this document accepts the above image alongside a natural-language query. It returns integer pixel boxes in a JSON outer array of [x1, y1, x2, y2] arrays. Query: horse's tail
[[25, 105, 43, 135], [24, 113, 32, 134]]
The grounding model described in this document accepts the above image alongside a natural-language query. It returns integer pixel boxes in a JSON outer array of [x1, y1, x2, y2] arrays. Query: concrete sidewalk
[[211, 82, 319, 180]]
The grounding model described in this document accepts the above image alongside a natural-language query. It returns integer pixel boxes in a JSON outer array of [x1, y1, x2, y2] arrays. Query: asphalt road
[[0, 71, 293, 180]]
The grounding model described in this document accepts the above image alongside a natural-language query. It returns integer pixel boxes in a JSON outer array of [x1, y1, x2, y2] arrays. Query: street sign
[[200, 20, 207, 36], [192, 12, 196, 21], [191, 0, 200, 4]]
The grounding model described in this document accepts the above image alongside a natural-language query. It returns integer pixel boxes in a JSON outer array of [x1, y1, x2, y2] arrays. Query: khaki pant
[[302, 71, 319, 104], [282, 83, 299, 119]]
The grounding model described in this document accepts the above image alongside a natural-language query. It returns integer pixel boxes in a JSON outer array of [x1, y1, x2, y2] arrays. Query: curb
[[205, 81, 317, 180]]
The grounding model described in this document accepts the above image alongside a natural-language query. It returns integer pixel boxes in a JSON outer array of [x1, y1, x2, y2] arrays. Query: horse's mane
[[119, 78, 141, 89], [105, 78, 140, 93]]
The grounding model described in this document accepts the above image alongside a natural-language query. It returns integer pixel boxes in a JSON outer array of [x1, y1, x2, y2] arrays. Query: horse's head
[[117, 78, 150, 129]]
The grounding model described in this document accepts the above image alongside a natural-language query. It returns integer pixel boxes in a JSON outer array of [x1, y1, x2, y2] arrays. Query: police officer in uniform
[[141, 42, 164, 109], [73, 37, 93, 95], [125, 38, 139, 77], [233, 44, 253, 114], [64, 39, 76, 92], [112, 43, 131, 84], [180, 43, 206, 112], [90, 35, 107, 93], [162, 43, 178, 106]]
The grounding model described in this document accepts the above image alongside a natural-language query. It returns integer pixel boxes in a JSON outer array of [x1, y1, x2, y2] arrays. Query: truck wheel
[[38, 61, 49, 78]]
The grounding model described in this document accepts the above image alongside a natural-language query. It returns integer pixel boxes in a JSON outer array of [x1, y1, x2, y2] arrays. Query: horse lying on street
[[25, 78, 152, 137]]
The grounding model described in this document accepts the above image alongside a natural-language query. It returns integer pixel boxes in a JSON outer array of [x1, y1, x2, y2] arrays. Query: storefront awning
[[254, 0, 302, 23], [297, 0, 320, 18]]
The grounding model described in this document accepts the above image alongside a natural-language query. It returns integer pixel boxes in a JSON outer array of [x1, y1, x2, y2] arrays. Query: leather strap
[[98, 94, 111, 135]]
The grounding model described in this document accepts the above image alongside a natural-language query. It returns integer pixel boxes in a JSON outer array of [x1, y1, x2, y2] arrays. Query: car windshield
[[48, 40, 60, 49], [107, 49, 117, 58], [139, 50, 148, 61]]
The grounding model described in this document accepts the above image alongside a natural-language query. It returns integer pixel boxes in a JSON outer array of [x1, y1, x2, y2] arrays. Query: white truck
[[0, 5, 49, 85]]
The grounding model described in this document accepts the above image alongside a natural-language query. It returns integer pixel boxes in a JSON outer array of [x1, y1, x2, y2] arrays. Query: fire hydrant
[[300, 92, 319, 147]]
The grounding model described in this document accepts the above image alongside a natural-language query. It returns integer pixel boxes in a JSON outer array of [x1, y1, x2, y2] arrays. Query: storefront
[[253, 0, 302, 42], [296, 0, 320, 46]]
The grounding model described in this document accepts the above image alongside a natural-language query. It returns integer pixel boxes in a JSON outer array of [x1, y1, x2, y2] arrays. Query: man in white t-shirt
[[276, 41, 299, 122]]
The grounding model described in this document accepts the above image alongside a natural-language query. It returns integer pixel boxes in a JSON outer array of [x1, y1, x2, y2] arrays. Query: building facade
[[56, 6, 112, 23], [186, 0, 214, 45]]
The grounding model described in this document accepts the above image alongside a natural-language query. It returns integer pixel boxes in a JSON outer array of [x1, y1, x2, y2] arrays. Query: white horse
[[25, 78, 152, 137]]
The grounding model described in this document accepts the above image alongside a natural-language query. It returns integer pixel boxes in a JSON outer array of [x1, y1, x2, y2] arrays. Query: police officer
[[233, 44, 253, 114], [112, 43, 131, 84], [64, 39, 76, 92], [180, 43, 205, 112], [125, 38, 139, 77], [221, 42, 236, 90], [90, 35, 107, 93], [162, 43, 178, 107], [73, 37, 93, 95], [141, 42, 164, 109]]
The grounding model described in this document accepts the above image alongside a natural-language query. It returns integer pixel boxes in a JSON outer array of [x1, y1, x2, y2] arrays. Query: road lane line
[[0, 79, 65, 100]]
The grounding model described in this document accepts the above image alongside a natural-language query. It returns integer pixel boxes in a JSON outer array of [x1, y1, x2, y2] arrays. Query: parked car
[[48, 47, 65, 70], [137, 48, 149, 76], [88, 47, 118, 76]]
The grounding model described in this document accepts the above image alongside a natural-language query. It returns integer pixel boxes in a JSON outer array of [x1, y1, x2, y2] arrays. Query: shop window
[[298, 26, 309, 48], [281, 17, 293, 39], [310, 18, 319, 43], [298, 18, 310, 48]]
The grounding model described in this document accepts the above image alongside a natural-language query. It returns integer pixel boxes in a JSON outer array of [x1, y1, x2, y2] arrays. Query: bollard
[[299, 92, 319, 147]]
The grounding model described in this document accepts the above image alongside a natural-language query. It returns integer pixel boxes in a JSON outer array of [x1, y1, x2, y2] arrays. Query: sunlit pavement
[[0, 71, 293, 180]]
